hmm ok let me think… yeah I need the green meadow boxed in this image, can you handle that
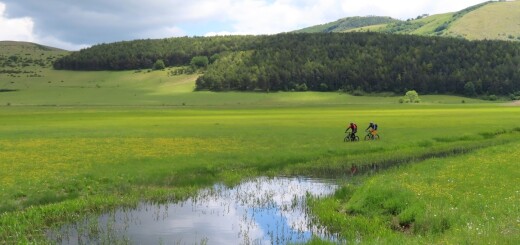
[309,138,520,244]
[1,65,519,243]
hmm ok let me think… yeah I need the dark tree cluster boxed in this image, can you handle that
[53,36,262,70]
[196,33,520,96]
[54,32,520,96]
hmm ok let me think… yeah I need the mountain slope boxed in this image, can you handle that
[447,0,520,41]
[347,13,454,35]
[298,1,520,41]
[294,16,399,33]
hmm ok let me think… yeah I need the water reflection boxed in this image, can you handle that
[48,177,339,244]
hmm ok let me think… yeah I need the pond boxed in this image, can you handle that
[47,177,340,244]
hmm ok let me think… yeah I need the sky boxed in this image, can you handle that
[0,0,489,50]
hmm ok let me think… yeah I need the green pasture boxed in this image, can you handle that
[1,68,490,106]
[310,137,520,244]
[1,100,519,243]
[1,64,519,243]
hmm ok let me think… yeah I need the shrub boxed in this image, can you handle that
[486,94,498,101]
[319,83,328,91]
[434,23,448,32]
[190,56,209,69]
[351,87,365,96]
[295,83,308,91]
[153,60,165,70]
[509,91,520,100]
[403,90,420,103]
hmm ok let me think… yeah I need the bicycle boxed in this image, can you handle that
[344,132,359,142]
[364,130,380,141]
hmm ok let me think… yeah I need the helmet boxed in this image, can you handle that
[370,122,374,125]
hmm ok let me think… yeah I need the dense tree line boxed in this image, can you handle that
[53,36,262,70]
[55,33,520,95]
[197,33,520,95]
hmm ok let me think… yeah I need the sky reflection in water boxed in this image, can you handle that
[51,177,339,244]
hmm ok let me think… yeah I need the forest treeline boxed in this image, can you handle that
[53,36,261,70]
[54,33,520,95]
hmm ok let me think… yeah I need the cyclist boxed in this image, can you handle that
[365,122,378,139]
[345,122,358,140]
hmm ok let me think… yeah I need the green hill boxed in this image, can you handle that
[294,16,399,33]
[299,1,520,41]
[0,41,69,80]
[447,0,520,41]
[50,32,520,96]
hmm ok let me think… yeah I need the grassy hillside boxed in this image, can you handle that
[348,13,454,35]
[448,0,520,41]
[302,1,520,42]
[294,16,399,33]
[0,41,68,78]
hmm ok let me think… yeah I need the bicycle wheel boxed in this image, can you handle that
[364,134,371,141]
[374,134,380,140]
[354,136,360,141]
[344,134,351,142]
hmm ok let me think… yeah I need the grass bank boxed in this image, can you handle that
[309,139,520,244]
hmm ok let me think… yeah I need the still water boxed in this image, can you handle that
[48,177,339,244]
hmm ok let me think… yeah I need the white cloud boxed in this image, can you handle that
[202,0,488,36]
[202,0,341,36]
[0,2,35,41]
[205,31,246,37]
[0,2,88,50]
[339,0,489,20]
[141,26,186,39]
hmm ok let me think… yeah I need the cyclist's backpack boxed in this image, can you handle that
[374,124,378,130]
[353,123,357,130]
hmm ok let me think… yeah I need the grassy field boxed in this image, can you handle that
[310,138,520,244]
[1,67,490,107]
[1,101,519,243]
[1,42,519,243]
